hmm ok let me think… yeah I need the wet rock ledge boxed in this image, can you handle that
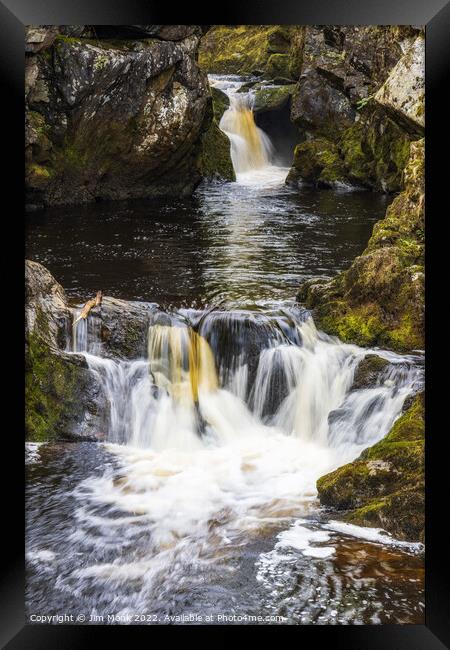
[25,259,156,441]
[317,392,424,543]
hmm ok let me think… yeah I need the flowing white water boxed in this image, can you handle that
[67,304,423,605]
[210,75,288,184]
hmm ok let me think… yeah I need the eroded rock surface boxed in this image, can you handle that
[25,26,211,208]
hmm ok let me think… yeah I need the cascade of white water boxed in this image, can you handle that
[219,93,274,175]
[62,306,423,608]
[70,307,423,464]
[209,74,290,186]
[72,308,102,355]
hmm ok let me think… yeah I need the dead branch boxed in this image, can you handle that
[73,291,102,325]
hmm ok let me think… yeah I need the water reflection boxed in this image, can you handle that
[26,181,390,308]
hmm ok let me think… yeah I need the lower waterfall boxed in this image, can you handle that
[73,307,422,457]
[63,305,424,619]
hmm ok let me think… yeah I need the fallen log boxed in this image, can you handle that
[73,291,102,325]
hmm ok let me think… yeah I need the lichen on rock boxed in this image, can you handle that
[374,34,425,134]
[25,26,211,208]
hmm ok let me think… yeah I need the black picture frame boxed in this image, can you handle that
[2,0,449,646]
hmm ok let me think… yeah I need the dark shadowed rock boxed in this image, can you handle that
[351,354,390,390]
[25,28,211,207]
[98,297,157,359]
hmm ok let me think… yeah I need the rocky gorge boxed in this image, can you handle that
[25,25,426,623]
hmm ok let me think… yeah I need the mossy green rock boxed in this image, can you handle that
[340,106,413,192]
[266,54,292,79]
[317,392,424,542]
[351,354,390,390]
[286,138,347,188]
[210,86,230,121]
[26,331,99,442]
[25,260,102,441]
[298,139,424,352]
[198,25,304,79]
[252,84,296,113]
[199,94,235,182]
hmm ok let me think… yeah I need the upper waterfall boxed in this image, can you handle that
[219,93,274,174]
[209,75,288,183]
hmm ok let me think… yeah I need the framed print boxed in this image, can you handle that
[1,0,449,646]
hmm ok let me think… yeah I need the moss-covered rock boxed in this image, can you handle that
[25,260,102,441]
[266,53,291,79]
[351,354,390,390]
[210,86,230,121]
[198,25,304,79]
[199,92,235,182]
[298,138,424,353]
[317,392,424,542]
[25,29,211,207]
[199,121,235,182]
[252,84,296,113]
[26,330,100,442]
[287,26,421,193]
[340,106,413,192]
[286,138,348,188]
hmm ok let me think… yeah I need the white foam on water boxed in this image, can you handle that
[323,521,425,553]
[275,520,335,558]
[27,549,56,563]
[26,442,45,465]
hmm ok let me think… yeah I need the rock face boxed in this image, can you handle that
[350,354,390,391]
[317,392,424,542]
[97,296,157,359]
[25,260,103,441]
[287,27,424,192]
[198,88,235,182]
[25,26,211,208]
[25,260,158,441]
[198,26,305,80]
[298,138,424,352]
[374,35,425,133]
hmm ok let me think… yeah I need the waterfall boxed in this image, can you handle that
[220,93,274,174]
[69,306,423,465]
[209,74,290,185]
[59,306,424,612]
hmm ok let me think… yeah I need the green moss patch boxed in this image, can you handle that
[317,393,424,541]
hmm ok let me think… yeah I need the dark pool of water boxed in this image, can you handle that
[26,178,391,308]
